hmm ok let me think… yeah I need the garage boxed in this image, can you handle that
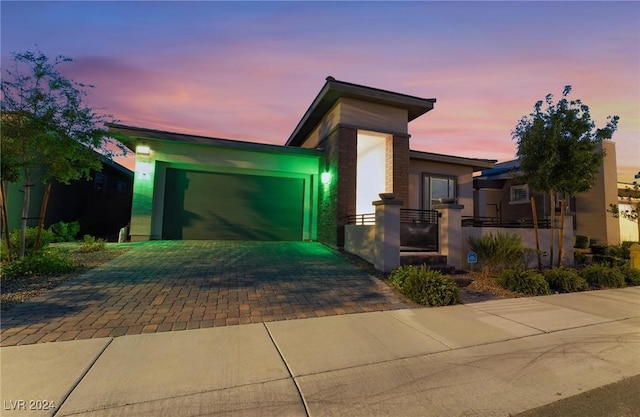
[162,169,304,240]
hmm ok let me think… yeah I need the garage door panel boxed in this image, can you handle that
[163,169,304,240]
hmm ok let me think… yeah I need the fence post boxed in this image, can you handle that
[434,203,464,270]
[373,193,402,273]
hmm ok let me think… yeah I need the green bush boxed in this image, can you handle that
[467,232,525,274]
[388,265,460,307]
[574,235,590,249]
[543,267,588,293]
[49,221,81,242]
[75,235,107,253]
[2,227,54,259]
[580,264,625,289]
[592,254,626,268]
[1,250,75,279]
[617,265,640,286]
[590,244,607,255]
[388,265,414,288]
[499,268,550,296]
[574,251,588,266]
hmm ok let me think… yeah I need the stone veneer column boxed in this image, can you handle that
[374,193,402,272]
[386,134,410,208]
[317,126,357,247]
[434,203,464,270]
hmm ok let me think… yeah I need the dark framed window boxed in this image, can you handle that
[422,175,457,209]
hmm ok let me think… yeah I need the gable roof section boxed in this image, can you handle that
[107,123,322,157]
[286,76,436,147]
[410,149,496,171]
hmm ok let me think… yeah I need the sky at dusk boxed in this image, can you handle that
[2,1,639,181]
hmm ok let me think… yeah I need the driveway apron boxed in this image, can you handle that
[0,241,412,346]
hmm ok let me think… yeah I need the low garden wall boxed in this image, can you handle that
[462,216,574,268]
[344,225,377,266]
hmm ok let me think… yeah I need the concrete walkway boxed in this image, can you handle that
[1,241,412,347]
[2,287,638,416]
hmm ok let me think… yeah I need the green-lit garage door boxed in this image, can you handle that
[163,169,304,240]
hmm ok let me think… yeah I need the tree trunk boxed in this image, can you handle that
[20,174,32,259]
[531,197,542,270]
[549,191,555,268]
[557,199,566,267]
[34,182,52,252]
[0,181,11,262]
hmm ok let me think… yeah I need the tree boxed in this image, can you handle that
[512,86,619,267]
[1,49,126,258]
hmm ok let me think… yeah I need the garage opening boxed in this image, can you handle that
[163,169,304,240]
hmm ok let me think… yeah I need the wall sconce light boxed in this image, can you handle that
[321,171,331,185]
[136,145,151,155]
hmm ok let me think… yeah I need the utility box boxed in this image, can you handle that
[630,243,640,270]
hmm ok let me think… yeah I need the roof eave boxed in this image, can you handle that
[286,77,436,147]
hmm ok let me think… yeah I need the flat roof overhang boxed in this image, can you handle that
[410,150,496,172]
[286,77,436,147]
[107,123,323,158]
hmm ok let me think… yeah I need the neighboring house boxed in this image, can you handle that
[617,180,640,242]
[473,140,622,245]
[110,77,495,247]
[4,157,133,240]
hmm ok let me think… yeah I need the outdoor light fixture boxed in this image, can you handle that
[321,171,331,185]
[136,145,151,155]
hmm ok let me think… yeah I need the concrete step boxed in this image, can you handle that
[399,252,455,275]
[400,252,447,266]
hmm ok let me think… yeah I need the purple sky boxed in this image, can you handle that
[2,1,638,181]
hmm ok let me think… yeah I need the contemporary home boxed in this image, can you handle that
[110,77,495,250]
[473,140,621,245]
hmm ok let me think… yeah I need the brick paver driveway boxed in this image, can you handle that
[1,241,412,346]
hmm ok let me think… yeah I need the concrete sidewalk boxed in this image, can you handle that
[2,287,639,417]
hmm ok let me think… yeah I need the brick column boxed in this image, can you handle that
[386,135,410,207]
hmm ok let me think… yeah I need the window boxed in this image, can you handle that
[94,173,108,190]
[510,185,529,203]
[423,175,457,209]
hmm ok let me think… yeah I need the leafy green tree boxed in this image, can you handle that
[1,49,126,258]
[512,86,618,267]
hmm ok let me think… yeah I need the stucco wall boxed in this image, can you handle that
[462,219,574,268]
[344,225,377,265]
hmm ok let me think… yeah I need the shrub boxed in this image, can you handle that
[592,254,626,268]
[75,235,107,253]
[617,265,640,287]
[580,264,625,289]
[590,244,608,255]
[574,235,590,249]
[1,250,75,279]
[574,251,588,266]
[388,265,414,289]
[543,267,588,293]
[499,268,550,296]
[49,221,81,242]
[388,265,460,307]
[467,232,525,274]
[3,227,54,259]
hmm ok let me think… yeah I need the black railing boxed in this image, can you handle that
[400,209,440,224]
[345,213,375,225]
[462,216,551,229]
[400,209,439,252]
